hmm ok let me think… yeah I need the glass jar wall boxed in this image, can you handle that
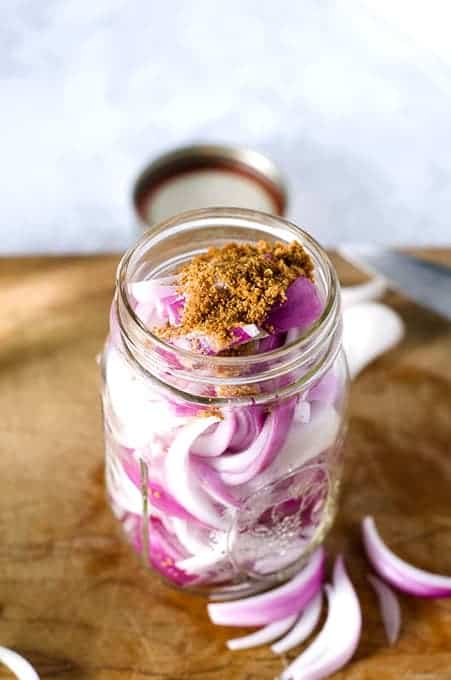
[101,208,348,597]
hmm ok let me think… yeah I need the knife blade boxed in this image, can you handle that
[339,246,451,321]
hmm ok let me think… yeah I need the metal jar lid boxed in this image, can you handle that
[132,144,288,227]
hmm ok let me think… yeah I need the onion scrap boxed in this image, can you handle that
[0,646,40,680]
[280,557,361,680]
[367,573,401,645]
[208,548,325,627]
[362,516,451,597]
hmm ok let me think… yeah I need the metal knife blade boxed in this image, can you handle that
[339,245,451,321]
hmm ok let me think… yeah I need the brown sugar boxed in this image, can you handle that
[155,240,313,351]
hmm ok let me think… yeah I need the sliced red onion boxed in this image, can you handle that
[172,518,227,574]
[228,406,265,453]
[271,591,323,654]
[368,573,401,645]
[230,324,263,344]
[207,547,325,627]
[210,400,295,486]
[362,516,451,597]
[248,405,340,491]
[193,460,240,508]
[190,413,237,456]
[121,454,199,522]
[129,515,196,586]
[265,277,323,334]
[257,333,286,353]
[280,556,361,680]
[294,398,311,424]
[108,300,122,350]
[130,277,178,303]
[226,613,298,651]
[165,417,227,530]
[307,369,338,405]
[0,646,40,680]
[164,294,185,325]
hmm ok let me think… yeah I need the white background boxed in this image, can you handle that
[2,0,450,254]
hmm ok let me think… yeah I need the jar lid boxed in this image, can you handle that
[132,144,288,226]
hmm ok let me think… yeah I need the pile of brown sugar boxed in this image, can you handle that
[156,240,314,351]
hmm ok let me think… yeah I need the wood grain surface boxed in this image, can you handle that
[1,251,451,680]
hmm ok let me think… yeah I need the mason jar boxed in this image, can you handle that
[101,208,348,598]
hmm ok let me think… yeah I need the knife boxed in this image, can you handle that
[339,245,451,321]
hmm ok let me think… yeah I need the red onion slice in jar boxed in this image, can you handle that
[171,518,228,574]
[129,277,178,303]
[165,417,227,530]
[271,591,323,654]
[128,514,197,586]
[279,557,361,680]
[193,460,240,508]
[228,465,330,579]
[362,516,451,597]
[226,613,298,651]
[207,547,325,627]
[264,277,323,334]
[252,405,341,492]
[210,399,295,486]
[0,646,40,680]
[121,454,201,522]
[190,413,237,456]
[367,573,401,645]
[228,406,265,453]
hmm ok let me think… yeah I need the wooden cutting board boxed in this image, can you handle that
[1,251,451,680]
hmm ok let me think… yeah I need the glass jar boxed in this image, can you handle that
[101,208,348,598]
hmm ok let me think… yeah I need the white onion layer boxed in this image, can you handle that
[368,573,401,645]
[280,557,361,680]
[0,647,40,680]
[165,418,226,530]
[363,516,451,597]
[226,614,298,651]
[208,548,325,627]
[271,591,323,655]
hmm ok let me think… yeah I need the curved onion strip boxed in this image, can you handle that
[307,370,338,405]
[193,460,240,508]
[368,573,401,645]
[130,278,178,303]
[271,591,323,654]
[0,647,40,680]
[165,417,226,530]
[265,277,323,333]
[280,557,361,680]
[210,400,295,486]
[191,413,237,456]
[172,518,227,573]
[228,406,265,453]
[226,613,298,651]
[362,516,451,597]
[208,548,325,627]
[106,453,143,516]
[121,455,198,522]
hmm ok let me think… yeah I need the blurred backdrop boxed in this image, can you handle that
[2,0,450,254]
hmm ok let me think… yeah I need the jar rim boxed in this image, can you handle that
[115,208,342,401]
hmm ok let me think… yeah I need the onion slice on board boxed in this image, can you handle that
[368,573,401,645]
[280,556,361,680]
[226,614,298,651]
[362,516,451,597]
[0,646,40,680]
[271,591,323,655]
[207,548,325,627]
